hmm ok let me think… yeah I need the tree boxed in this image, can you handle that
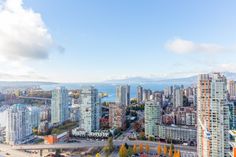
[108,137,114,151]
[157,144,162,155]
[173,150,177,157]
[139,143,143,154]
[103,146,110,157]
[148,136,155,141]
[133,144,137,154]
[127,147,133,156]
[132,122,141,132]
[177,150,181,157]
[163,145,168,156]
[169,146,173,157]
[103,137,114,157]
[170,143,174,152]
[96,153,101,157]
[119,144,128,157]
[145,144,150,154]
[139,132,145,140]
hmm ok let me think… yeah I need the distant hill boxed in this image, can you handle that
[104,72,236,85]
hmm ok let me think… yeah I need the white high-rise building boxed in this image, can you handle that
[28,106,40,128]
[6,104,32,145]
[197,73,230,157]
[51,87,69,124]
[0,106,8,128]
[145,100,161,137]
[173,87,183,108]
[79,86,101,132]
[116,85,130,106]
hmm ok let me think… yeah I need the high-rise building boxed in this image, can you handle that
[6,104,32,145]
[0,106,8,128]
[192,87,197,108]
[173,87,183,108]
[164,86,173,98]
[143,89,152,101]
[51,87,69,124]
[116,85,130,106]
[228,101,236,130]
[228,80,236,100]
[137,85,143,104]
[145,100,161,137]
[197,73,230,157]
[228,130,236,157]
[109,102,126,129]
[79,86,101,132]
[28,106,40,128]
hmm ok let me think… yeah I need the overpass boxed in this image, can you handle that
[0,144,32,157]
[13,140,197,152]
[18,96,51,101]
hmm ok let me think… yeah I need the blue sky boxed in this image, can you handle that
[0,0,236,82]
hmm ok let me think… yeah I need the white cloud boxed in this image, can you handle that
[0,0,55,60]
[0,0,60,81]
[165,38,226,54]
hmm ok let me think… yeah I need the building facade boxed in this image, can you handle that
[173,87,183,108]
[116,85,130,106]
[228,102,236,130]
[228,80,236,100]
[79,86,101,132]
[137,85,143,104]
[145,100,161,137]
[197,73,230,157]
[109,103,126,129]
[158,124,196,142]
[6,104,32,145]
[143,89,152,101]
[28,106,40,128]
[51,87,69,124]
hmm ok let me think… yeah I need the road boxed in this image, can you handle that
[13,140,196,152]
[0,144,31,157]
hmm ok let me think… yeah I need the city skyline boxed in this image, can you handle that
[1,0,236,82]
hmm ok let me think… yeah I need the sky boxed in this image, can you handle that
[0,0,236,82]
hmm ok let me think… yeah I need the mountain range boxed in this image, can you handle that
[0,72,236,87]
[104,72,236,84]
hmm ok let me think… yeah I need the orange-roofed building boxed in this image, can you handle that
[44,135,57,144]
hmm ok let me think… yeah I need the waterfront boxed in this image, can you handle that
[41,83,170,102]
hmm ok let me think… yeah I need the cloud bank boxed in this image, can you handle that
[0,0,54,60]
[165,38,227,54]
[0,0,61,81]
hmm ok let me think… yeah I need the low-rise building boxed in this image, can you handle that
[158,124,196,142]
[174,107,196,126]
